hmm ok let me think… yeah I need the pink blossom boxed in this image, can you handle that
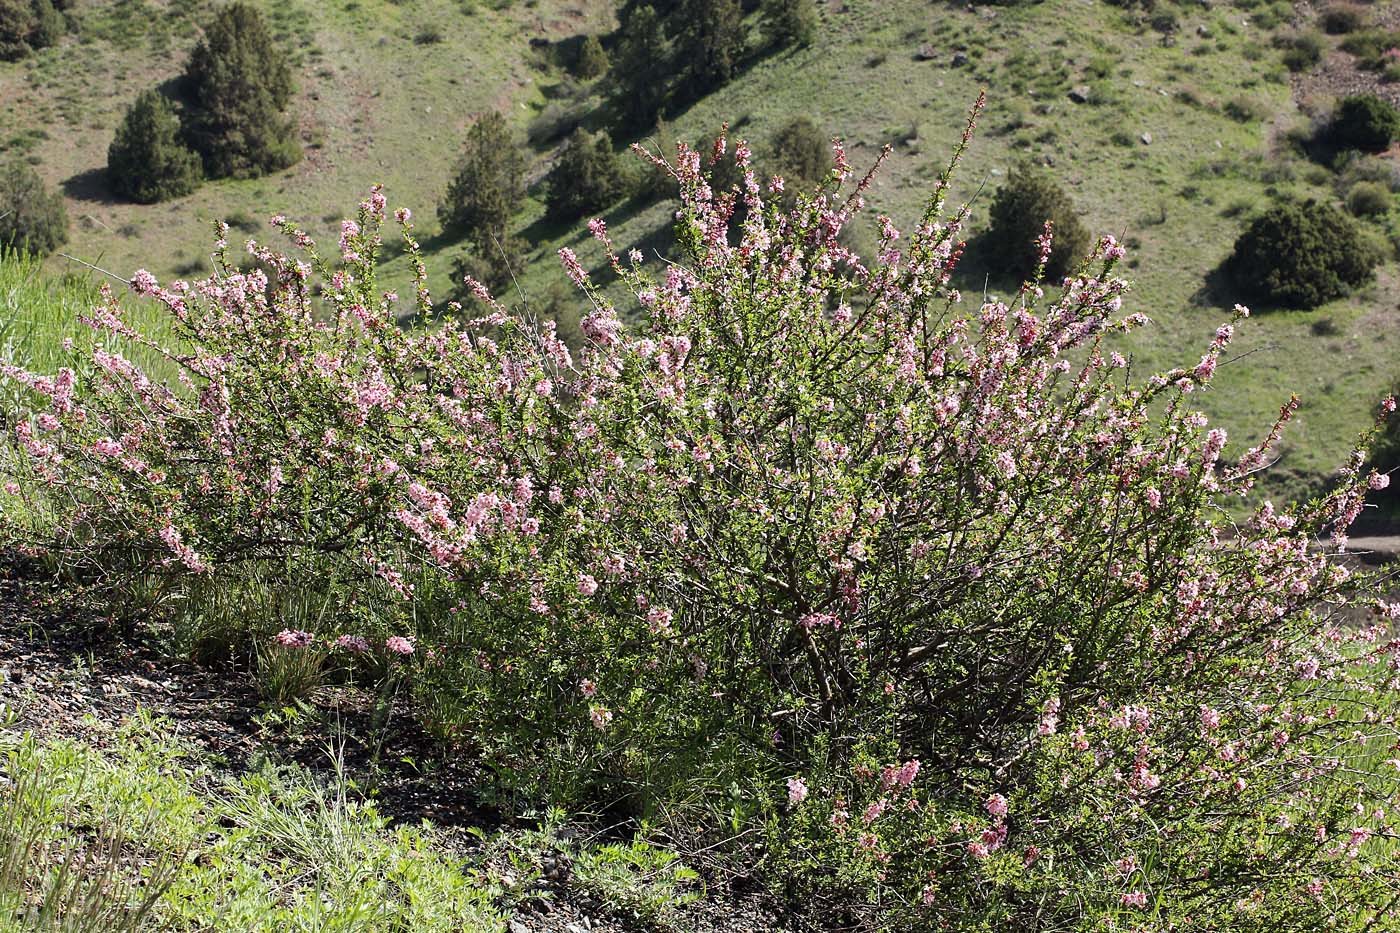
[334,634,369,653]
[559,248,588,288]
[787,776,809,806]
[862,798,888,825]
[275,629,313,648]
[1202,427,1227,465]
[577,573,599,597]
[1120,891,1147,909]
[589,705,613,730]
[130,269,159,295]
[646,606,674,634]
[385,635,415,656]
[985,793,1008,820]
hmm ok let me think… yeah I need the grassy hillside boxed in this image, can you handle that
[5,0,1400,498]
[1,0,614,286]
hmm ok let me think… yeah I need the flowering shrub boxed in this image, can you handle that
[4,99,1400,927]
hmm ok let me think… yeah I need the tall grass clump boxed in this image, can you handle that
[0,250,179,420]
[3,100,1400,928]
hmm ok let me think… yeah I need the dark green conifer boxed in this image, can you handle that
[545,129,625,222]
[108,90,204,204]
[439,111,525,250]
[182,2,300,179]
[0,159,68,256]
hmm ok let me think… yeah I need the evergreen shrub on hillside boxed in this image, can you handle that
[1331,94,1400,153]
[449,233,528,301]
[181,2,300,179]
[604,0,746,130]
[1345,179,1392,216]
[28,0,59,47]
[984,164,1092,281]
[0,160,67,256]
[1226,199,1379,308]
[770,116,829,191]
[759,0,817,49]
[1339,28,1400,71]
[5,106,1400,930]
[545,128,625,221]
[574,34,608,79]
[0,0,36,61]
[670,0,745,98]
[0,0,61,60]
[438,111,525,249]
[1321,3,1367,34]
[1275,30,1324,72]
[107,90,204,204]
[607,3,671,130]
[0,0,65,60]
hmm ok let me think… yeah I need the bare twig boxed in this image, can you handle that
[56,254,128,285]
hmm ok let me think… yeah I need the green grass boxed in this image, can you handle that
[0,249,182,418]
[0,712,709,931]
[6,0,1397,497]
[0,715,506,931]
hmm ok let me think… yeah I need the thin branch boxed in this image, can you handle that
[57,253,129,285]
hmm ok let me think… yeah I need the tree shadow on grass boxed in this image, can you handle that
[1191,263,1244,311]
[1190,259,1290,316]
[61,167,121,207]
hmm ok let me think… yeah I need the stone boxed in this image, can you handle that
[915,43,937,61]
[1068,85,1091,103]
[951,50,969,67]
[1140,131,1153,145]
